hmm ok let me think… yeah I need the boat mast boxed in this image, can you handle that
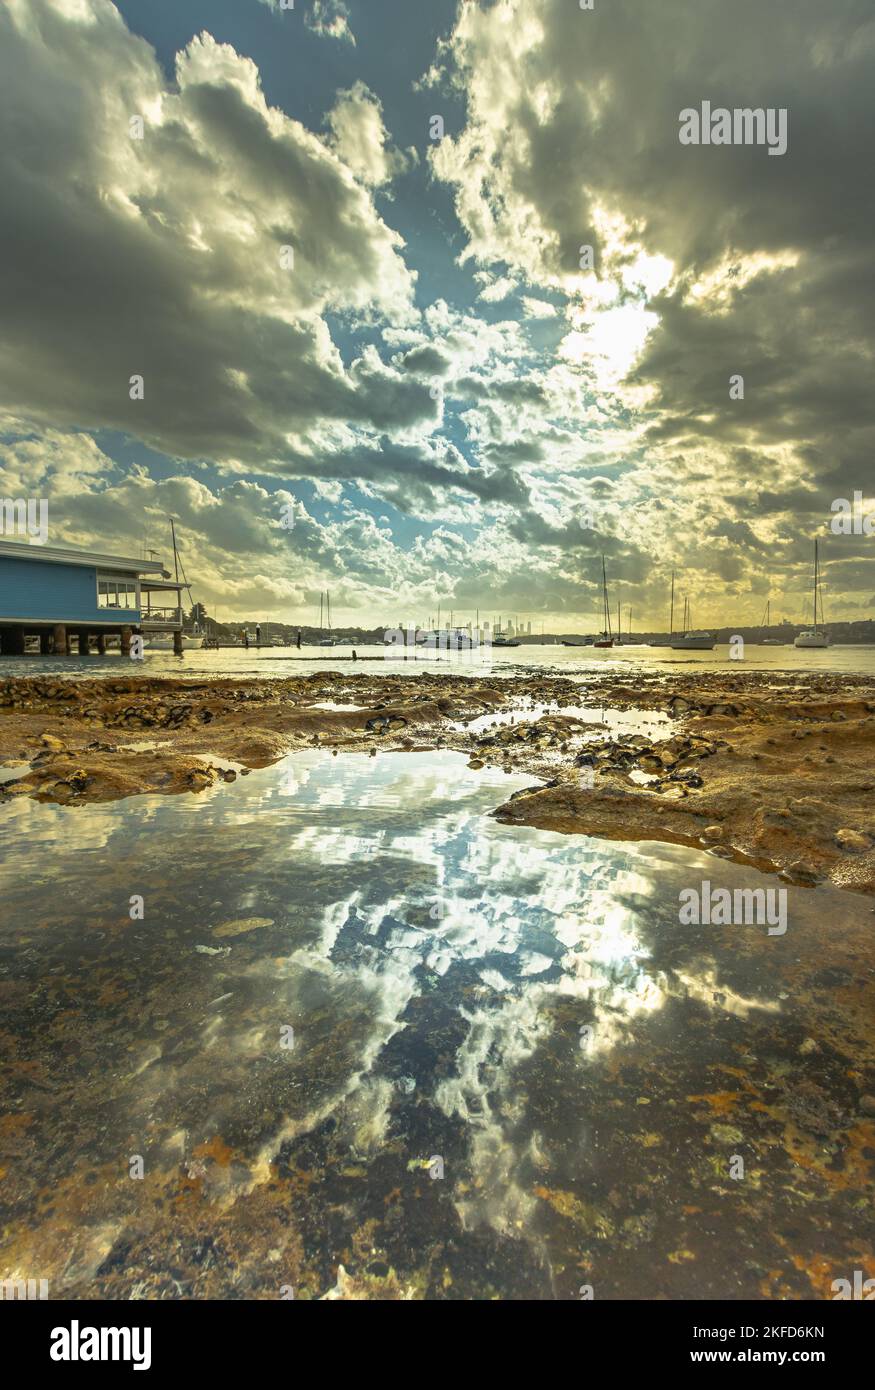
[806,536,817,636]
[602,556,612,639]
[170,517,180,586]
[319,593,323,631]
[669,570,674,636]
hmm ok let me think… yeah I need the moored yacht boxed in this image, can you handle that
[669,595,715,649]
[593,555,614,647]
[670,632,716,650]
[794,540,830,648]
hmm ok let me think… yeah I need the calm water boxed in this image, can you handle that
[2,641,875,680]
[1,750,872,1299]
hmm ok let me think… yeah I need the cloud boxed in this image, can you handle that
[0,0,420,472]
[255,0,354,40]
[305,0,355,47]
[424,0,875,619]
[326,81,413,187]
[4,0,873,628]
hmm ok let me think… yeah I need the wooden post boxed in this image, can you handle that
[120,626,132,657]
[173,629,184,656]
[76,629,91,656]
[53,625,69,655]
[3,627,26,655]
[96,633,107,655]
[39,631,52,654]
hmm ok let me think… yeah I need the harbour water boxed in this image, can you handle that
[1,750,871,1299]
[2,641,875,681]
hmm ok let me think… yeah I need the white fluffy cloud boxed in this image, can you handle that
[306,0,355,46]
[327,82,413,188]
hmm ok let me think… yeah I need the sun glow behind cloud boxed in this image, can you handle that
[559,303,659,388]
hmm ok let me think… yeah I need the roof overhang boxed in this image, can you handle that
[0,539,168,576]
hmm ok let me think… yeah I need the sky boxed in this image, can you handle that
[0,0,873,631]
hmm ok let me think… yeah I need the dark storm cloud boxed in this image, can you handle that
[302,439,531,513]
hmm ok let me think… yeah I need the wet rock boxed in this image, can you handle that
[638,756,663,773]
[782,859,820,885]
[670,770,704,788]
[835,828,871,853]
[212,917,274,938]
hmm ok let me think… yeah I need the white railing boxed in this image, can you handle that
[141,606,183,624]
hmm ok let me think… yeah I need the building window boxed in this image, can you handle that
[97,576,138,610]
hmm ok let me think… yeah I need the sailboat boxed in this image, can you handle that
[670,596,716,650]
[144,520,204,650]
[492,614,520,647]
[760,598,785,645]
[593,556,614,648]
[650,569,675,646]
[317,591,335,645]
[794,540,830,648]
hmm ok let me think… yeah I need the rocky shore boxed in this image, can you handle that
[2,667,874,893]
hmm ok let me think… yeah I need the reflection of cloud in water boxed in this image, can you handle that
[274,766,672,1236]
[0,749,833,1262]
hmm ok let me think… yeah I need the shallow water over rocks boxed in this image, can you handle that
[0,749,872,1299]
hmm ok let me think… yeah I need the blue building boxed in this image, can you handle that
[0,539,185,655]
